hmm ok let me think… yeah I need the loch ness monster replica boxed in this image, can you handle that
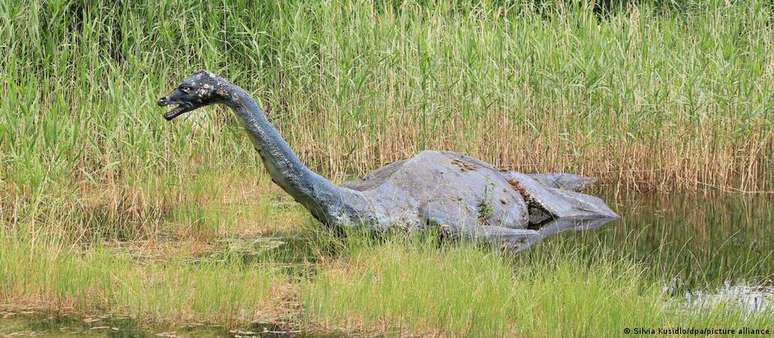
[159,70,619,250]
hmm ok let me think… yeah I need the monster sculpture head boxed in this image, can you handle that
[157,70,232,120]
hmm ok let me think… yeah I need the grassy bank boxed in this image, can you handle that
[304,238,772,336]
[1,231,771,336]
[0,232,292,326]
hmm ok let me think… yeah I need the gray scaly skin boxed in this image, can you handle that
[159,70,619,250]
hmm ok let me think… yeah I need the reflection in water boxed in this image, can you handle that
[536,191,773,313]
[617,192,769,285]
[0,310,146,337]
[0,308,302,337]
[552,191,772,286]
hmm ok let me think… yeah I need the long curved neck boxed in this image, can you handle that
[224,86,362,225]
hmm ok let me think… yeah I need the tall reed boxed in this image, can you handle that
[1,0,772,241]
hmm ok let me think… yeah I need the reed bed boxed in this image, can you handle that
[2,0,773,240]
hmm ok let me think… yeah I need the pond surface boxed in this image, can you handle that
[532,190,774,315]
[0,308,307,337]
[556,191,773,287]
[0,192,771,336]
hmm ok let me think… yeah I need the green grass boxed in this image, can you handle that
[1,0,773,335]
[303,236,772,337]
[0,232,292,326]
[4,229,769,336]
[2,0,773,198]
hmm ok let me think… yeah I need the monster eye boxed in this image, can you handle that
[179,85,192,92]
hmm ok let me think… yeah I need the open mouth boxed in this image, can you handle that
[158,98,195,121]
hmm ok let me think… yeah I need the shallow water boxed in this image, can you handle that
[595,191,772,286]
[0,308,305,337]
[538,191,774,313]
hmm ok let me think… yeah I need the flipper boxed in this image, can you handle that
[468,226,541,251]
[503,172,619,239]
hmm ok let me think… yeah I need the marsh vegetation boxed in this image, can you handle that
[1,0,772,336]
